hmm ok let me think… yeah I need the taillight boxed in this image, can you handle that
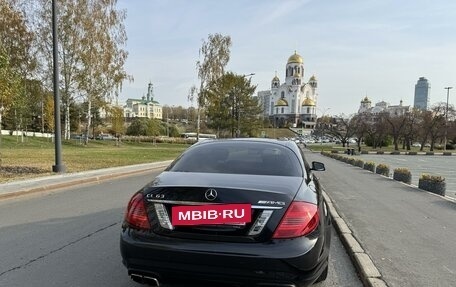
[273,201,319,239]
[124,193,151,230]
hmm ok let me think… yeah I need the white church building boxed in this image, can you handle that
[258,51,318,129]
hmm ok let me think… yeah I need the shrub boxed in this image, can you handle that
[393,168,412,184]
[443,152,452,156]
[407,151,417,155]
[420,174,444,182]
[426,151,434,155]
[376,151,384,155]
[354,159,364,168]
[361,150,368,154]
[348,158,356,165]
[331,150,339,153]
[364,161,375,172]
[390,151,400,155]
[418,174,446,196]
[376,164,390,176]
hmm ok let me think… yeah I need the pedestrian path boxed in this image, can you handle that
[305,151,456,287]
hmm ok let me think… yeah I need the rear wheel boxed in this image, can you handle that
[315,264,328,283]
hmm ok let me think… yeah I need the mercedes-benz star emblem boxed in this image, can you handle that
[205,189,217,201]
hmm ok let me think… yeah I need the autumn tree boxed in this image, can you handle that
[0,0,36,136]
[190,33,231,140]
[32,0,130,141]
[110,106,125,138]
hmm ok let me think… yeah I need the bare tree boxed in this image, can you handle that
[325,114,357,147]
[383,111,408,151]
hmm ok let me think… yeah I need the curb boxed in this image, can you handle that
[0,161,173,200]
[323,190,389,287]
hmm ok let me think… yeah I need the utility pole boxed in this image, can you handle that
[444,87,452,151]
[52,0,65,173]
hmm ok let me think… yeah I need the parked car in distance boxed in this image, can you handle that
[96,133,115,140]
[412,142,421,148]
[120,138,331,287]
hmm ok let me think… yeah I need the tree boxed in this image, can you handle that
[32,0,131,141]
[191,33,231,140]
[324,115,357,147]
[383,111,408,151]
[0,1,36,136]
[0,47,21,120]
[0,0,36,76]
[126,118,164,137]
[352,113,370,152]
[43,91,54,133]
[205,72,260,137]
[402,109,421,150]
[362,113,390,149]
[110,106,125,140]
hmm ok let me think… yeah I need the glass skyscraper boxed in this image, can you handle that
[414,77,430,110]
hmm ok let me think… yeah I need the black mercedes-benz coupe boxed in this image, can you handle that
[120,139,331,287]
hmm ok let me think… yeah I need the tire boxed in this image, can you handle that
[315,264,328,283]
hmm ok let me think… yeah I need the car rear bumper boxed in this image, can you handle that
[120,229,330,286]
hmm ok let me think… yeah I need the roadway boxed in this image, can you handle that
[305,151,456,287]
[0,170,362,287]
[358,154,456,199]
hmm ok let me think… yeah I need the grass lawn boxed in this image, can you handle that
[0,135,190,183]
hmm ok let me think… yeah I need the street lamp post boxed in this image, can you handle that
[444,87,452,151]
[52,0,65,173]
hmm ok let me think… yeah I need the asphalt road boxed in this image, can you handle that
[0,170,362,287]
[305,151,456,287]
[358,154,456,199]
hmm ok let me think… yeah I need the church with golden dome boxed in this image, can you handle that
[258,51,318,129]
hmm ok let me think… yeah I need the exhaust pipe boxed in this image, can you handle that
[130,273,160,286]
[257,284,296,287]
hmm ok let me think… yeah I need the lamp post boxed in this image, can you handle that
[52,0,65,173]
[444,87,452,151]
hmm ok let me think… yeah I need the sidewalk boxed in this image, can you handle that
[0,161,172,200]
[305,151,456,287]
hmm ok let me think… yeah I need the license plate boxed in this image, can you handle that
[171,204,251,226]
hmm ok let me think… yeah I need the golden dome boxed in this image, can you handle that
[302,97,315,106]
[361,96,371,103]
[275,98,289,106]
[272,75,280,81]
[309,75,317,81]
[287,51,303,64]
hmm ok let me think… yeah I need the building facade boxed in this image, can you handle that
[414,77,430,110]
[123,82,163,120]
[358,96,411,117]
[257,51,318,129]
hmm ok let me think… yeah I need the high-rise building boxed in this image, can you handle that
[414,77,430,110]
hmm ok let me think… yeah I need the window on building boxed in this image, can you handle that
[281,107,284,114]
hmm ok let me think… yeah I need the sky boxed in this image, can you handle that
[116,0,456,116]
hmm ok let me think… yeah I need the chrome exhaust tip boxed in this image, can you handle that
[130,273,160,286]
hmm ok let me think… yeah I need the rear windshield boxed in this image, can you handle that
[168,141,303,177]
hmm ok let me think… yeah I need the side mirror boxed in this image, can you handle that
[310,161,325,171]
